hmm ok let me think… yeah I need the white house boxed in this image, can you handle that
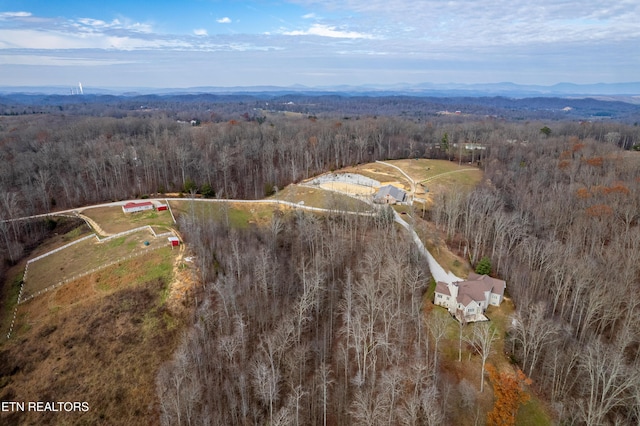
[122,201,154,213]
[434,273,506,322]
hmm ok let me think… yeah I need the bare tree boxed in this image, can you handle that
[465,322,498,392]
[350,387,389,426]
[318,362,333,426]
[428,309,450,373]
[252,360,281,424]
[578,339,640,425]
[509,301,559,377]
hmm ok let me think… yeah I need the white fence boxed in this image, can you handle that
[7,244,167,339]
[18,244,165,305]
[96,225,150,242]
[26,233,97,265]
[7,225,176,340]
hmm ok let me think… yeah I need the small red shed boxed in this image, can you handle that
[157,204,168,211]
[168,236,180,247]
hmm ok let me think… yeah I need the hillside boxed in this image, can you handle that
[0,203,198,424]
[0,108,638,424]
[0,159,539,425]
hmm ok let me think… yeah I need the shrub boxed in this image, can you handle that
[475,256,492,275]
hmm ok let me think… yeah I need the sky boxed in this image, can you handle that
[0,0,638,89]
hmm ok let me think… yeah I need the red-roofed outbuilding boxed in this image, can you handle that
[122,201,154,213]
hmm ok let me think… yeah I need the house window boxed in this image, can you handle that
[437,294,443,299]
[468,308,474,313]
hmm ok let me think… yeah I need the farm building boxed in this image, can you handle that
[156,204,168,211]
[168,236,180,247]
[122,201,154,213]
[434,273,506,323]
[374,185,407,204]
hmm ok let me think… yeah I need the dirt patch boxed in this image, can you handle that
[165,245,200,316]
[52,274,95,307]
[378,180,411,192]
[318,182,375,195]
[340,164,402,183]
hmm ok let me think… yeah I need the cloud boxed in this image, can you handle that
[288,0,640,46]
[72,17,153,34]
[0,53,136,67]
[0,11,32,19]
[1,2,636,87]
[283,23,374,39]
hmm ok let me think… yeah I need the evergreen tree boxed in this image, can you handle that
[475,256,492,275]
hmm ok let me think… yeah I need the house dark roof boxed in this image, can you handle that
[455,274,506,305]
[467,273,506,293]
[375,185,407,202]
[458,293,476,307]
[456,280,492,304]
[435,281,451,296]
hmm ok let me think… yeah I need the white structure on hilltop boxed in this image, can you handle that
[122,201,154,213]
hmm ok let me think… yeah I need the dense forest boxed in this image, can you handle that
[158,209,436,425]
[1,96,639,424]
[2,92,640,122]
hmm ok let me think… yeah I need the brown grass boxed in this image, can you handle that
[341,163,410,188]
[169,200,279,228]
[0,248,186,426]
[23,229,169,300]
[343,159,482,206]
[414,217,471,278]
[318,181,375,195]
[273,185,372,212]
[82,205,174,235]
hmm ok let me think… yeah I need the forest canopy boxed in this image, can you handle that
[0,94,639,424]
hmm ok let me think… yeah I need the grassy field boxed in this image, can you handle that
[388,159,482,205]
[273,185,373,212]
[341,159,482,207]
[169,199,278,228]
[23,229,168,299]
[82,205,174,235]
[1,247,184,425]
[388,158,477,182]
[340,163,411,190]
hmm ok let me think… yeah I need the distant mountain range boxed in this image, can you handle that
[1,82,640,102]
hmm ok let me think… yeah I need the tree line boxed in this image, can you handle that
[431,134,640,424]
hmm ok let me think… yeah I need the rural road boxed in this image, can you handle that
[2,173,462,285]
